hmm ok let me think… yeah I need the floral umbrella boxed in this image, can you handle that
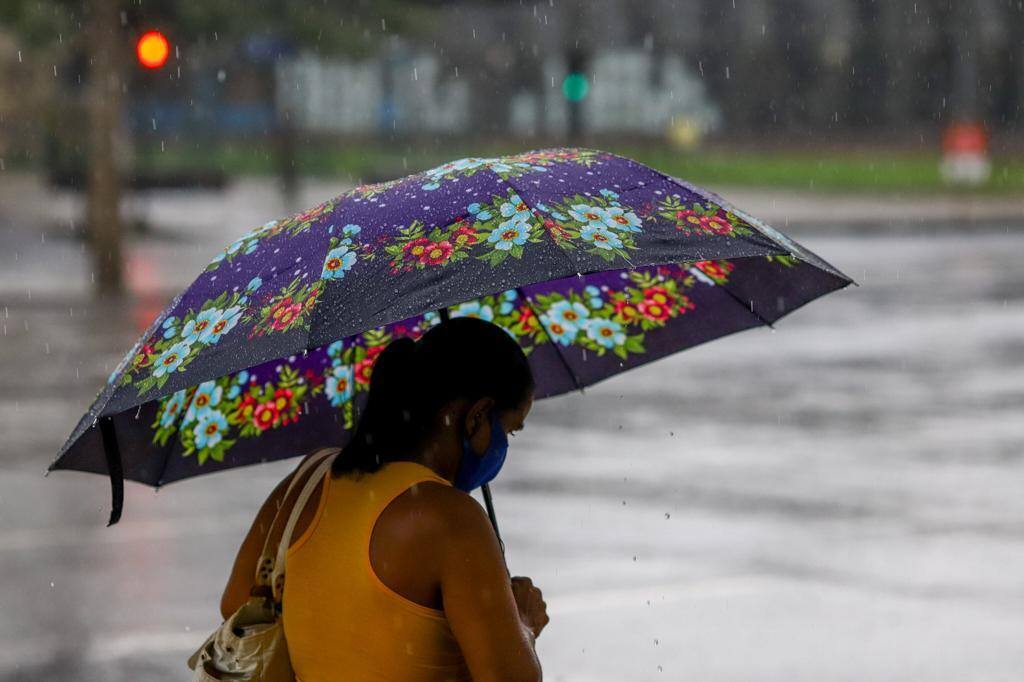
[51,148,854,525]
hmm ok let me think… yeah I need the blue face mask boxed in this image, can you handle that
[454,411,508,493]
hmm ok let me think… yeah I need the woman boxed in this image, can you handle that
[220,317,548,681]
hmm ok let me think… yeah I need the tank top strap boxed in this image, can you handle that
[363,461,452,522]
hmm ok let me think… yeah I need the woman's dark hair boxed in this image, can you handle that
[332,316,534,476]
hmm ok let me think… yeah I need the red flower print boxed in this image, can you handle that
[253,401,279,431]
[642,286,673,306]
[355,358,374,385]
[235,395,257,422]
[303,286,321,312]
[517,305,537,332]
[271,302,303,331]
[453,225,478,247]
[403,237,431,261]
[303,368,325,388]
[420,240,454,266]
[677,294,696,314]
[638,299,671,322]
[366,344,385,360]
[543,219,570,242]
[694,260,733,281]
[674,209,704,230]
[613,299,640,323]
[701,214,734,235]
[273,387,294,412]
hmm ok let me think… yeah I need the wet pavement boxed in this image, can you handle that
[1,177,1023,680]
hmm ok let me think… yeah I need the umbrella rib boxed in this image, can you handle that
[489,169,582,279]
[702,266,776,329]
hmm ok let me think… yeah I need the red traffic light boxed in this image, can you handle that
[137,31,170,69]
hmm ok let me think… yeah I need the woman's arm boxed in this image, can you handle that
[429,486,545,682]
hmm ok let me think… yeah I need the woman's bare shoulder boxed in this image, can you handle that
[384,481,493,543]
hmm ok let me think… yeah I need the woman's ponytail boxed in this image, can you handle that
[333,337,424,475]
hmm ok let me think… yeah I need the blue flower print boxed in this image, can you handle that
[185,380,223,423]
[580,224,623,250]
[584,318,626,349]
[342,224,361,236]
[327,340,344,358]
[421,182,441,191]
[205,306,242,344]
[325,364,354,407]
[488,220,531,251]
[548,300,590,330]
[421,310,441,328]
[159,390,188,428]
[236,370,249,384]
[152,341,192,378]
[584,285,604,309]
[468,202,493,221]
[182,309,222,345]
[322,245,358,280]
[601,206,642,233]
[539,314,578,346]
[194,411,229,450]
[227,384,241,400]
[246,277,263,292]
[451,301,494,322]
[162,316,178,329]
[499,193,532,224]
[569,204,609,226]
[599,189,620,201]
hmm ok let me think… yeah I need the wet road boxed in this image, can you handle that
[1,182,1023,680]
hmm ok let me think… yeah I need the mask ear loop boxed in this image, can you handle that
[439,306,506,559]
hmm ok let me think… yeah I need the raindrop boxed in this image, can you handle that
[664,513,671,519]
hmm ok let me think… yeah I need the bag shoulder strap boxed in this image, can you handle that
[253,447,338,586]
[271,451,338,601]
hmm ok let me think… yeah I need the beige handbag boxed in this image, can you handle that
[187,448,339,681]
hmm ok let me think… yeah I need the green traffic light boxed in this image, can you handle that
[562,72,589,102]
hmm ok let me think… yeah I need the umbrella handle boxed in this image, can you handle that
[438,306,505,558]
[481,482,505,557]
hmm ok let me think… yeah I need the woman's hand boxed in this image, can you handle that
[510,576,549,639]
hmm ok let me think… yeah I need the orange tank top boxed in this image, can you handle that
[282,461,470,682]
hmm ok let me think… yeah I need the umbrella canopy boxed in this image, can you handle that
[52,148,853,517]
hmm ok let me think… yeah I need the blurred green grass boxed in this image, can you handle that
[133,140,1024,194]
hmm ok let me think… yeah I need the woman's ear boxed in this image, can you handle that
[463,397,495,454]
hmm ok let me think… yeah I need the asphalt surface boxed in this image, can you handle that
[1,177,1022,680]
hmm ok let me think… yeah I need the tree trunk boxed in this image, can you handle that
[86,0,124,295]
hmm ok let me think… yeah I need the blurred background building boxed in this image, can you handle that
[3,0,1023,163]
